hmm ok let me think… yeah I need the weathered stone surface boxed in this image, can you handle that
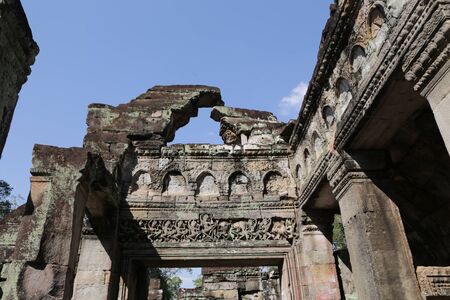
[0,0,38,157]
[84,85,223,165]
[211,106,289,145]
[0,205,25,262]
[2,0,450,299]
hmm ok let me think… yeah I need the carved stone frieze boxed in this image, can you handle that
[405,18,450,92]
[119,214,298,244]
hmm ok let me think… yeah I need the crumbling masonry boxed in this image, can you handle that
[0,0,38,157]
[1,0,450,299]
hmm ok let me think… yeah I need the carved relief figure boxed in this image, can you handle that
[369,5,386,37]
[229,172,250,196]
[336,78,352,117]
[295,164,303,180]
[163,171,187,195]
[196,173,220,197]
[257,218,273,240]
[263,172,287,196]
[350,45,366,73]
[119,214,297,244]
[187,220,201,241]
[322,105,335,129]
[200,213,218,241]
[312,132,322,160]
[130,171,151,196]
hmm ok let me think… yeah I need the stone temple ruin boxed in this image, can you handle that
[1,0,450,299]
[176,267,281,300]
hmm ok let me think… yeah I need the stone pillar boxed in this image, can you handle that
[297,210,341,300]
[147,278,163,300]
[422,61,450,156]
[281,249,299,300]
[72,235,114,299]
[280,258,293,300]
[329,152,421,300]
[117,259,149,300]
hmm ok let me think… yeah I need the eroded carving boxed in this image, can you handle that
[350,45,366,73]
[322,106,335,128]
[119,214,297,244]
[263,172,287,196]
[196,172,220,197]
[162,171,187,195]
[130,171,152,196]
[312,132,322,159]
[229,172,250,196]
[369,4,386,38]
[336,78,353,116]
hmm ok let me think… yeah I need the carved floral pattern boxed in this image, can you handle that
[119,214,297,244]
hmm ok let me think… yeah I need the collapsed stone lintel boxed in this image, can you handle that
[210,106,294,145]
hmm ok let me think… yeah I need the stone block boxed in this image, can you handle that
[417,266,450,298]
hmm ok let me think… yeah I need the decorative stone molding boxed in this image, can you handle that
[327,151,385,200]
[289,0,360,147]
[417,266,450,298]
[297,151,332,206]
[122,199,296,210]
[402,1,450,92]
[159,144,292,158]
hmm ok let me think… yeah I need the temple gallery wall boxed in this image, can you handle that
[1,0,450,299]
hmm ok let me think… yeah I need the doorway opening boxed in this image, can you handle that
[128,261,282,300]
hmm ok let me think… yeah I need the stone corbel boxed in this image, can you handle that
[327,150,388,201]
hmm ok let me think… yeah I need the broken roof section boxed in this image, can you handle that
[84,85,223,160]
[84,85,293,162]
[211,106,293,146]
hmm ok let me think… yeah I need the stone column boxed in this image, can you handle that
[72,234,114,299]
[281,248,301,300]
[280,257,294,300]
[297,210,341,300]
[117,259,150,300]
[422,61,450,156]
[329,152,421,300]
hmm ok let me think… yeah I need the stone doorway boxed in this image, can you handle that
[132,264,281,300]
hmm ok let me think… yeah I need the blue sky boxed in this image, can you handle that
[0,0,330,286]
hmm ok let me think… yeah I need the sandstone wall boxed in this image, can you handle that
[0,0,38,156]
